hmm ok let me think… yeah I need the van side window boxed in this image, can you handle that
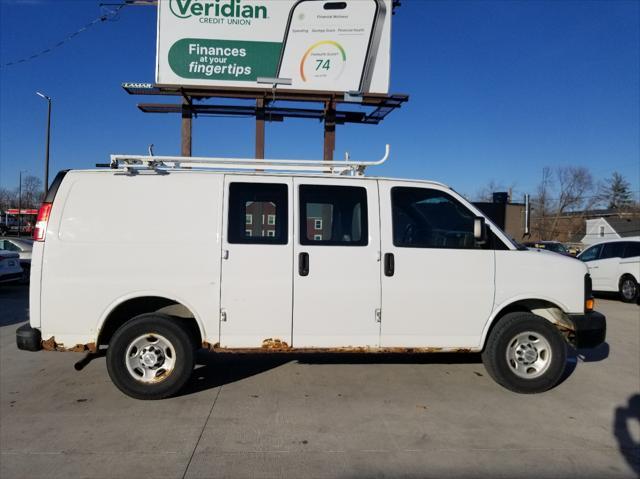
[228,183,288,245]
[392,187,478,249]
[580,244,602,262]
[299,185,368,246]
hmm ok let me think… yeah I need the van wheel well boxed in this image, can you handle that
[484,299,570,350]
[98,297,201,348]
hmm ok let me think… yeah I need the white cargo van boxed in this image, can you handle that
[16,150,606,399]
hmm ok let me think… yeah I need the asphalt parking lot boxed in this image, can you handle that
[1,283,638,479]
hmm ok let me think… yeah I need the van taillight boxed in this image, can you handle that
[33,203,52,241]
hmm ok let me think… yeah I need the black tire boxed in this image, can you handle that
[619,275,639,303]
[481,312,567,394]
[106,313,195,400]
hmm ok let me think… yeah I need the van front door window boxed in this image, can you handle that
[391,187,477,249]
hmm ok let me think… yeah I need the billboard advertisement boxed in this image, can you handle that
[156,0,391,93]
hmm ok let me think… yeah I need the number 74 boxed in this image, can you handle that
[315,59,331,71]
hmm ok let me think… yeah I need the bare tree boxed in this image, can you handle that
[19,175,44,209]
[531,167,552,239]
[0,187,17,211]
[531,166,596,241]
[549,167,595,240]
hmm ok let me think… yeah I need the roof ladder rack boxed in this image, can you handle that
[110,144,390,176]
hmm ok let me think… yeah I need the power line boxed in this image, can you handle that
[1,4,126,69]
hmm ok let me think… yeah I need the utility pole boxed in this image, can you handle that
[36,91,52,195]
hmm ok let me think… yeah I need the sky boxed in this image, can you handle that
[0,0,638,202]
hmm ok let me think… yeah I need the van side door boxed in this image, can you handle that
[219,176,293,348]
[292,178,381,348]
[379,182,495,349]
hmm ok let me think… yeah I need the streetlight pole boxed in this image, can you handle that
[18,171,23,238]
[36,91,51,196]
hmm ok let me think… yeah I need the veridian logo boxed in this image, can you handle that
[170,0,268,20]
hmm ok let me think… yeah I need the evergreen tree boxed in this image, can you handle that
[599,172,633,209]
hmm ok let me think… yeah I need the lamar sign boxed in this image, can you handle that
[156,0,392,93]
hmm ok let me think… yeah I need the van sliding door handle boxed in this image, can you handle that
[299,252,309,276]
[384,253,394,277]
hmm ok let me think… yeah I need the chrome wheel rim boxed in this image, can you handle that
[622,280,637,300]
[125,333,176,383]
[506,331,552,379]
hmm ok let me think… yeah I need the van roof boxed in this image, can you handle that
[73,168,453,190]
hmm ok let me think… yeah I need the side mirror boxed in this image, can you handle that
[474,217,487,244]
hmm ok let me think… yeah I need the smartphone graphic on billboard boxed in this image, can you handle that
[277,0,386,92]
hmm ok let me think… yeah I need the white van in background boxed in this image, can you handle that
[578,238,640,303]
[17,151,606,399]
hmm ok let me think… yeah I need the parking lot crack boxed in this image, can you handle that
[181,386,222,479]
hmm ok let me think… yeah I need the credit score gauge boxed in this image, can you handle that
[300,41,347,83]
[277,0,386,92]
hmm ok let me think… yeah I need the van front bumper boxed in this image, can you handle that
[566,311,606,349]
[16,324,42,352]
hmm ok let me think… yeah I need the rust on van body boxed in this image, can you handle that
[201,341,451,354]
[261,338,291,350]
[41,337,97,353]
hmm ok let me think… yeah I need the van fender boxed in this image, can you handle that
[480,294,573,349]
[96,290,207,344]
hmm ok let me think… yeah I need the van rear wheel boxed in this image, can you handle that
[106,313,195,400]
[481,312,567,394]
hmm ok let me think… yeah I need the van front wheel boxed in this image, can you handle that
[106,313,195,400]
[481,312,567,394]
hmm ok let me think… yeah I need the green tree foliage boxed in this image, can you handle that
[599,172,633,209]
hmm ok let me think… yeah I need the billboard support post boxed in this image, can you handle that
[323,100,336,162]
[256,98,266,160]
[181,97,192,157]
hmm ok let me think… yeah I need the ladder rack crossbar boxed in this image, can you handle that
[109,145,390,176]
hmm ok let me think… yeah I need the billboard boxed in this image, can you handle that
[156,0,391,93]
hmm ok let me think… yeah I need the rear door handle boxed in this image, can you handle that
[299,252,309,276]
[384,253,394,277]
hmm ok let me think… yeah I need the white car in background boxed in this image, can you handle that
[0,238,33,281]
[578,238,640,302]
[0,251,23,284]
